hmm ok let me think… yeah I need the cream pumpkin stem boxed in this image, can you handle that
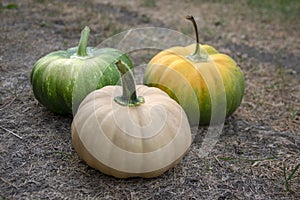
[77,26,90,57]
[185,15,209,62]
[114,60,145,107]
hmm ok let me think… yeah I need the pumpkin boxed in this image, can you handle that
[71,60,191,178]
[30,26,133,115]
[143,16,244,125]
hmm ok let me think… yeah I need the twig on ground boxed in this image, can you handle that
[213,155,223,167]
[1,177,19,189]
[0,97,16,111]
[0,125,23,139]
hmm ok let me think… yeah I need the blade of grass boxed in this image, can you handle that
[287,163,300,181]
[283,163,289,192]
[1,3,17,9]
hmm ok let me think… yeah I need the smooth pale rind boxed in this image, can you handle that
[71,85,192,178]
[143,44,244,125]
[30,47,133,114]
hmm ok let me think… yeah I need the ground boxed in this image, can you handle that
[0,0,299,199]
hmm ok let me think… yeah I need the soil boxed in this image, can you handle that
[0,0,299,199]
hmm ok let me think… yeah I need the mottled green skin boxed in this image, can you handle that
[30,47,133,115]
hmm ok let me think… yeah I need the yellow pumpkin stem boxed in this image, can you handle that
[114,60,145,107]
[185,15,209,62]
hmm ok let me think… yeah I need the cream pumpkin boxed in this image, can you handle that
[71,60,191,178]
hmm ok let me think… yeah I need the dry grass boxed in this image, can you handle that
[0,0,299,199]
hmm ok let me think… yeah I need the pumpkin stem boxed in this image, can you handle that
[185,15,209,62]
[77,26,90,57]
[114,60,145,107]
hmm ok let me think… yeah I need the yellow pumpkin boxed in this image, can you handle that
[71,60,191,178]
[144,16,244,125]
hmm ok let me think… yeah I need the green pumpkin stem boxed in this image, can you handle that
[114,60,145,107]
[185,15,209,62]
[77,26,90,57]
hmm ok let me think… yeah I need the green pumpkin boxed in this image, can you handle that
[30,27,133,115]
[143,16,244,125]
